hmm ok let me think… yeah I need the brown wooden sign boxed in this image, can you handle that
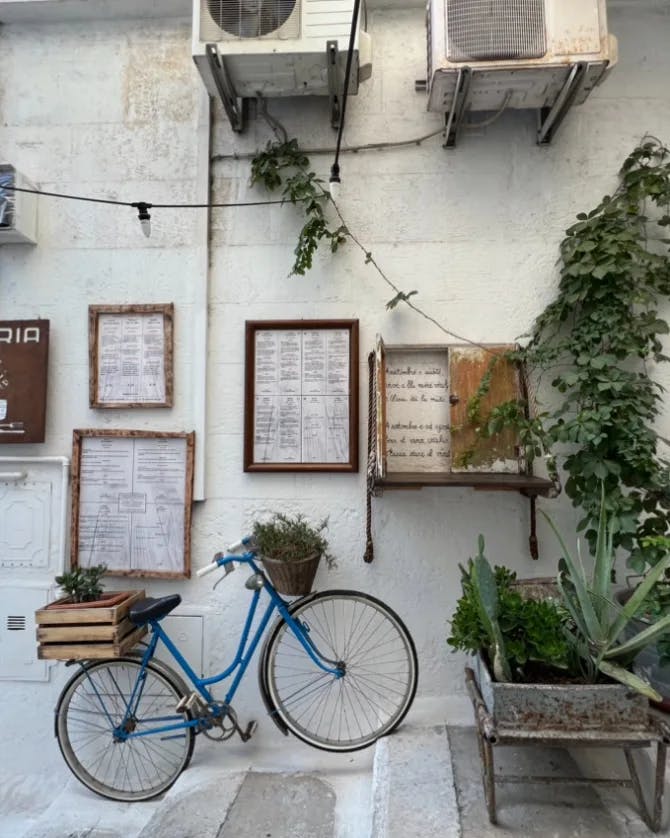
[0,319,49,443]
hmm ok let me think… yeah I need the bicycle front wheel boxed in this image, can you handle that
[264,590,418,752]
[55,658,195,801]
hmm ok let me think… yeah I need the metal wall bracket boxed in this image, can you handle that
[536,62,588,145]
[205,43,246,133]
[444,67,472,147]
[326,40,341,130]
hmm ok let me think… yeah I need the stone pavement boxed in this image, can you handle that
[3,725,670,838]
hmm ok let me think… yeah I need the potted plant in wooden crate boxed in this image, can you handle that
[253,512,335,596]
[35,565,146,660]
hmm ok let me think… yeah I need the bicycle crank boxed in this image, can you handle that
[221,705,258,742]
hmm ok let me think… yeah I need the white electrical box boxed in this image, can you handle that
[0,585,50,681]
[0,165,38,245]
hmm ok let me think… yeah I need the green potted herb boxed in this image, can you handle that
[55,564,108,604]
[47,564,130,610]
[253,513,335,596]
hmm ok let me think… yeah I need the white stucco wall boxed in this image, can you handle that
[1,0,669,805]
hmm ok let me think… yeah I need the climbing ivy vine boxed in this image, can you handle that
[472,139,670,572]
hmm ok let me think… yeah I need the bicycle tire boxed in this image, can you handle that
[55,657,195,801]
[263,590,418,752]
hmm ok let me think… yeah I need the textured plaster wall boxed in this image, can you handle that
[0,0,669,803]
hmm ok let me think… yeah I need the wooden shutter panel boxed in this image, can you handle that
[449,345,521,473]
[374,335,387,480]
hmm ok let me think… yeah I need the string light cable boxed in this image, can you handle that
[329,0,362,198]
[0,183,285,237]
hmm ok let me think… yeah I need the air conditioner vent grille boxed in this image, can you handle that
[201,0,300,41]
[0,166,17,230]
[446,0,546,61]
[6,616,26,631]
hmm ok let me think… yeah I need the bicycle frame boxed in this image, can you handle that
[83,552,343,743]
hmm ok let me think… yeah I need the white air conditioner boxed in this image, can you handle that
[0,166,37,245]
[427,0,618,145]
[193,0,372,131]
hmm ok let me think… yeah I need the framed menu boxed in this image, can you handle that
[71,429,195,578]
[244,320,359,472]
[89,304,174,408]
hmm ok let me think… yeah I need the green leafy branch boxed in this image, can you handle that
[250,140,493,350]
[250,139,347,275]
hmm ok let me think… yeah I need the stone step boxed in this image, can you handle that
[370,725,461,838]
[138,769,336,838]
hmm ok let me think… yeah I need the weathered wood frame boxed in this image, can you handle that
[244,319,359,472]
[71,429,195,578]
[374,341,552,493]
[89,303,174,408]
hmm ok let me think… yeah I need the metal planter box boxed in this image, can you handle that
[473,653,649,732]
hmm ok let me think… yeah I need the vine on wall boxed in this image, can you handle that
[470,140,670,572]
[249,137,670,575]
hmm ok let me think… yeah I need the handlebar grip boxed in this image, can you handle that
[196,561,220,578]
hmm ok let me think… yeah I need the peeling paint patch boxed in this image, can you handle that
[123,42,196,125]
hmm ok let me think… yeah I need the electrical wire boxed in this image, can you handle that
[464,91,512,130]
[329,0,362,192]
[0,183,284,209]
[211,126,446,163]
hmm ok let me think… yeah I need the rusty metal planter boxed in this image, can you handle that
[465,659,670,832]
[473,653,649,732]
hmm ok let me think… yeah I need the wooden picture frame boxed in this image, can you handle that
[89,304,174,408]
[71,429,195,579]
[244,320,359,472]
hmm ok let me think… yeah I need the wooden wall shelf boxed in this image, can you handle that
[374,472,554,495]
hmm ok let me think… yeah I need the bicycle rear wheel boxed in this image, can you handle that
[55,658,195,801]
[263,590,418,751]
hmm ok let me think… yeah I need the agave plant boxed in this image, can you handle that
[462,536,513,682]
[543,491,670,700]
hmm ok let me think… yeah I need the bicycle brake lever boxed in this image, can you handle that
[212,562,235,590]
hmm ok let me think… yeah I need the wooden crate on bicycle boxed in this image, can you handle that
[35,590,147,660]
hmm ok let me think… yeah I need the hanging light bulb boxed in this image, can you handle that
[133,202,152,238]
[329,163,341,201]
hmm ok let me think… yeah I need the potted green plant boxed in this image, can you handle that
[253,513,335,596]
[449,491,670,730]
[53,564,109,605]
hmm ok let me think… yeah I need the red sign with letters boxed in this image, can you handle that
[0,319,49,443]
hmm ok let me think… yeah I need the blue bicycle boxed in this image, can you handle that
[54,538,418,801]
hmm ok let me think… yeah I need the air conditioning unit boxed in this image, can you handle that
[0,166,37,245]
[193,0,372,131]
[427,0,618,145]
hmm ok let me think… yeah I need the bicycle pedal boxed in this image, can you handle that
[240,720,257,742]
[176,692,206,714]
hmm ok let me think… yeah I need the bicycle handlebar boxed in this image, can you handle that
[195,535,254,578]
[196,561,220,578]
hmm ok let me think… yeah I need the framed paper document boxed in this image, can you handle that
[244,320,359,472]
[89,304,174,408]
[71,429,195,578]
